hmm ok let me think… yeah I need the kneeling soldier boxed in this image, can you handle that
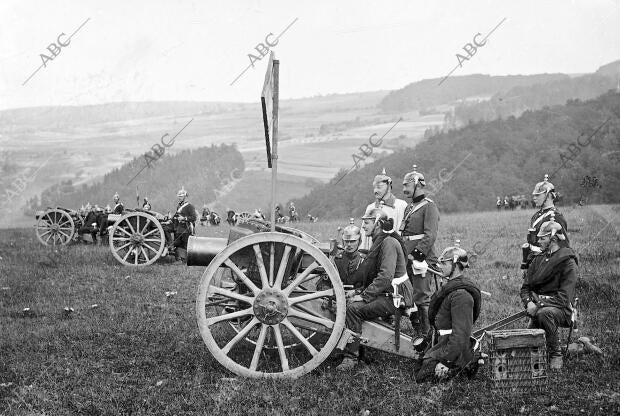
[413,244,482,383]
[520,214,577,370]
[336,208,414,370]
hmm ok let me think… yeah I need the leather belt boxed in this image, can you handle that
[403,234,424,241]
[438,329,452,336]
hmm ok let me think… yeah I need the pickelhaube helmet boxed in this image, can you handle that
[177,186,188,198]
[342,218,361,241]
[403,164,426,186]
[361,207,394,232]
[105,204,111,213]
[537,212,566,240]
[373,168,392,186]
[532,174,555,196]
[438,240,469,269]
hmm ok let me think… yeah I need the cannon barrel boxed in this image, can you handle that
[187,236,228,266]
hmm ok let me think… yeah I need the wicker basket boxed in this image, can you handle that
[488,329,548,393]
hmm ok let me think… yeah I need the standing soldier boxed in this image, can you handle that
[289,202,298,222]
[359,168,408,251]
[334,219,363,288]
[112,192,124,214]
[520,174,569,270]
[172,187,197,262]
[399,165,440,337]
[503,195,509,210]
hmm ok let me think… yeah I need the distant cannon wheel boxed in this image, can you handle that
[109,212,165,266]
[35,209,75,246]
[196,232,346,379]
[237,212,252,224]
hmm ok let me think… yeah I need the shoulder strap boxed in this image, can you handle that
[400,199,429,229]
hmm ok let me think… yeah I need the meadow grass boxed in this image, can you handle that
[1,205,618,415]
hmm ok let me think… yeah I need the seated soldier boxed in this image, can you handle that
[334,219,363,288]
[520,214,577,370]
[413,244,482,383]
[336,208,414,370]
[77,204,99,244]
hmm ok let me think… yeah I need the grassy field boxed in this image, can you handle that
[1,205,618,415]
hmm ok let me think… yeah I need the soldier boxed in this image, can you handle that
[200,204,211,226]
[520,174,569,270]
[359,168,408,251]
[112,192,124,215]
[520,215,577,370]
[496,196,502,211]
[413,244,482,383]
[167,187,197,262]
[399,165,440,336]
[142,197,152,211]
[289,202,298,222]
[77,204,99,244]
[503,196,509,210]
[226,208,236,226]
[334,219,363,288]
[336,208,414,370]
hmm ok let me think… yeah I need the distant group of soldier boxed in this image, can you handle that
[80,188,198,262]
[496,194,534,210]
[331,166,577,382]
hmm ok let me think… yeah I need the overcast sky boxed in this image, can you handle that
[0,0,618,111]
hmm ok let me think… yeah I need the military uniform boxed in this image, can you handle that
[174,200,197,250]
[359,194,408,251]
[520,247,578,358]
[344,233,414,356]
[527,207,569,250]
[334,250,363,288]
[78,211,99,243]
[113,201,124,215]
[413,276,481,383]
[399,193,439,333]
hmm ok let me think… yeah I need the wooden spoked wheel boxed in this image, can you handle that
[109,212,165,266]
[35,209,75,246]
[196,232,346,379]
[211,267,319,350]
[237,212,253,224]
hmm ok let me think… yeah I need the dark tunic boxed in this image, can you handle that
[334,250,363,287]
[399,194,439,264]
[520,247,578,319]
[425,277,481,369]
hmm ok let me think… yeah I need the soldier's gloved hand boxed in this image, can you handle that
[349,294,364,303]
[435,363,449,378]
[411,248,426,262]
[526,301,538,317]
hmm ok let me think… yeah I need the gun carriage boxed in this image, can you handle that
[35,207,119,246]
[189,218,431,379]
[108,209,191,266]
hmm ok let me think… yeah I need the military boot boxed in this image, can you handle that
[418,306,431,336]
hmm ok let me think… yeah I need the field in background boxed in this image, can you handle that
[1,205,618,415]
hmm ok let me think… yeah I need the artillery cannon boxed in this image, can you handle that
[188,218,425,379]
[108,209,182,266]
[35,207,120,246]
